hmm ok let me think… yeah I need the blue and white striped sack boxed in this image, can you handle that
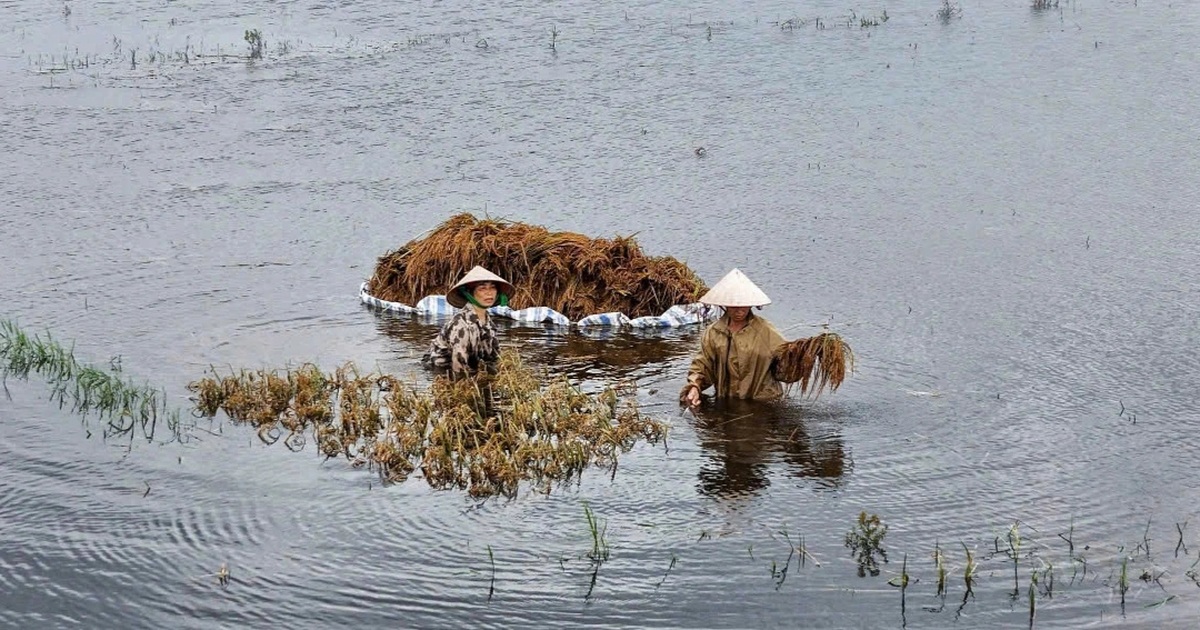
[360,283,714,328]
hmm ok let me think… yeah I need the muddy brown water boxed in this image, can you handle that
[2,0,1199,627]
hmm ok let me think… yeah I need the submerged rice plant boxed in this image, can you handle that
[845,511,889,577]
[0,319,179,439]
[937,0,963,21]
[188,349,667,498]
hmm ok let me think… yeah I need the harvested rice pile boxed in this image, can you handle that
[365,213,707,320]
[772,332,855,398]
[187,349,666,498]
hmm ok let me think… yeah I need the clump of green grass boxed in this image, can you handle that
[584,503,610,562]
[0,319,179,438]
[937,0,963,21]
[845,511,889,577]
[244,29,264,59]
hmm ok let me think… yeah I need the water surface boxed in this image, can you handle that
[2,0,1199,627]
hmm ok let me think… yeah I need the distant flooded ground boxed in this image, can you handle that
[2,0,1199,627]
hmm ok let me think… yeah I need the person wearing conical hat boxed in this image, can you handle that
[423,266,515,376]
[681,269,787,406]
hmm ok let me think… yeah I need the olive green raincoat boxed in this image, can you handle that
[682,313,787,401]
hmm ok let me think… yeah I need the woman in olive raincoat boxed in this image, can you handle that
[680,268,786,406]
[423,266,515,376]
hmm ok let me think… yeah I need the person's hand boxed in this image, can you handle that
[682,384,701,408]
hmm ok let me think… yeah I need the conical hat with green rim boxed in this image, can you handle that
[698,268,771,307]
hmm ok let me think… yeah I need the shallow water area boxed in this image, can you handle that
[3,0,1200,627]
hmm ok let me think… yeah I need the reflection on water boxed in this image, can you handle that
[370,308,701,383]
[690,398,849,500]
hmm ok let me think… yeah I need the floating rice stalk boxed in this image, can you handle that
[486,545,496,601]
[1059,517,1076,560]
[773,332,855,398]
[187,349,666,498]
[887,553,910,623]
[1119,554,1129,612]
[0,319,180,439]
[1040,560,1055,598]
[655,554,677,589]
[1008,521,1023,595]
[963,542,977,594]
[1028,570,1038,628]
[933,540,948,597]
[364,213,707,320]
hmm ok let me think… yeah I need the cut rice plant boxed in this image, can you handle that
[772,332,854,398]
[187,348,667,498]
[364,213,707,320]
[0,319,180,438]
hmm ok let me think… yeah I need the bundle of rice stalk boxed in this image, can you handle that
[365,213,707,320]
[772,332,855,398]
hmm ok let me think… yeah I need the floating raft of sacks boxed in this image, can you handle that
[360,213,715,328]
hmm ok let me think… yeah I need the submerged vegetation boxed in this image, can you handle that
[773,332,855,398]
[243,28,264,60]
[937,0,963,22]
[0,319,179,439]
[188,349,667,498]
[846,511,889,577]
[365,213,707,320]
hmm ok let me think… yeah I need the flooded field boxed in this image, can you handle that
[2,0,1199,627]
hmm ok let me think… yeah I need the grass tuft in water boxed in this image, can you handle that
[0,318,180,439]
[584,503,610,562]
[244,29,264,59]
[845,511,888,577]
[933,540,948,597]
[937,0,963,22]
[963,542,978,593]
[1007,521,1023,595]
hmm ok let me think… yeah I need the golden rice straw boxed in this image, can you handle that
[186,349,667,498]
[772,332,855,398]
[365,213,707,320]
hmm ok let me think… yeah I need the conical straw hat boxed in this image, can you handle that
[446,266,515,308]
[698,268,771,307]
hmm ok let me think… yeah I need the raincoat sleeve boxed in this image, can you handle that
[761,319,787,380]
[681,327,720,400]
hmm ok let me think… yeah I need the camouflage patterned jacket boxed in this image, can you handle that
[424,308,500,375]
